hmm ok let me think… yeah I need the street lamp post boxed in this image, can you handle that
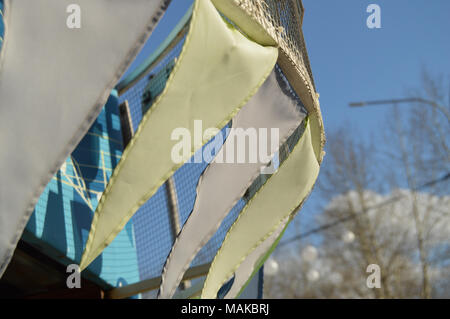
[349,98,450,123]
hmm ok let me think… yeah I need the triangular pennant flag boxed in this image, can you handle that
[201,119,320,298]
[0,0,170,276]
[79,0,278,270]
[158,67,306,298]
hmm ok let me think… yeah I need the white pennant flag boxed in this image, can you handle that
[159,68,306,298]
[0,0,170,276]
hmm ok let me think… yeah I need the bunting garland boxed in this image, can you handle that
[79,0,278,270]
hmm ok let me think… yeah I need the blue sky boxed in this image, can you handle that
[302,0,450,135]
[290,0,450,244]
[123,0,450,246]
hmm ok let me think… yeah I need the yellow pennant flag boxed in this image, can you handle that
[201,120,320,298]
[80,0,278,270]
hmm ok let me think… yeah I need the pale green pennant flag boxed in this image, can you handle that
[201,119,320,298]
[79,0,278,270]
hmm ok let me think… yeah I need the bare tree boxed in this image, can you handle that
[264,71,450,299]
[383,70,450,298]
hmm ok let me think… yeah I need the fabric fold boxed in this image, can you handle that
[79,0,278,270]
[201,120,320,298]
[158,67,306,298]
[0,0,170,277]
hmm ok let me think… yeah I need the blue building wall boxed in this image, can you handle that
[25,91,140,288]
